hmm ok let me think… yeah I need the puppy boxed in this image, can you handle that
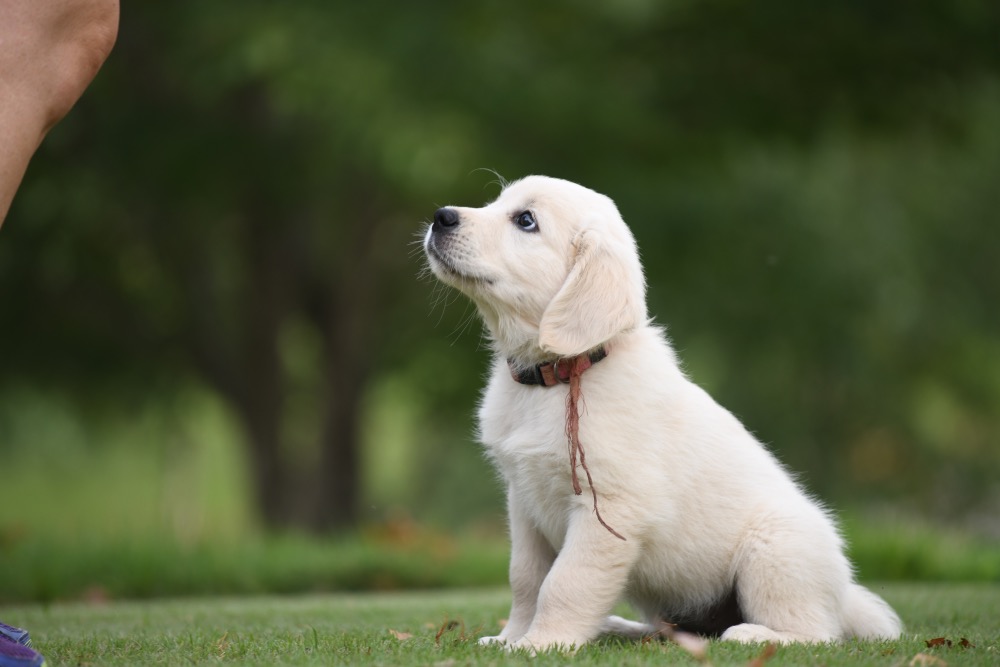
[423,175,902,651]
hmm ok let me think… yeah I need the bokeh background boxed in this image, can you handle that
[2,0,999,602]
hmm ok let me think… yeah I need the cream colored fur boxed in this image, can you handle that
[423,175,902,651]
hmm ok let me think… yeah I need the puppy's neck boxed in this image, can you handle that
[478,298,641,370]
[494,342,555,373]
[475,300,547,366]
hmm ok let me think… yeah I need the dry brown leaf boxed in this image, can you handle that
[958,638,975,649]
[673,630,710,662]
[649,622,711,664]
[926,637,952,648]
[388,629,413,641]
[746,642,778,667]
[910,652,949,667]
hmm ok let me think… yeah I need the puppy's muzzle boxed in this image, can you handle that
[426,206,473,280]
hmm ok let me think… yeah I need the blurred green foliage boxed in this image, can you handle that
[1,1,999,554]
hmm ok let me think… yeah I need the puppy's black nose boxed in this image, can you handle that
[433,207,460,231]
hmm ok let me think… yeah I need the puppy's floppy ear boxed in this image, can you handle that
[538,228,646,357]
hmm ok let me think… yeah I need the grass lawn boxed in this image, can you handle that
[1,583,997,666]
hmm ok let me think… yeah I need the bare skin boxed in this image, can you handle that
[0,0,119,225]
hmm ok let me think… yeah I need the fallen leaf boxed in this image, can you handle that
[649,622,711,663]
[958,638,975,649]
[388,629,413,641]
[910,652,949,666]
[746,642,778,667]
[673,630,710,662]
[926,638,952,648]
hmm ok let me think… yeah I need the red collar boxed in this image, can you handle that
[507,345,609,386]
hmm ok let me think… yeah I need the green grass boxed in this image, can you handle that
[1,584,998,666]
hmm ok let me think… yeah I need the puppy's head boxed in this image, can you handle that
[424,175,647,364]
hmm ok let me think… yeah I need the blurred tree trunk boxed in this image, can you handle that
[235,202,294,527]
[307,187,384,531]
[238,384,288,527]
[314,350,365,530]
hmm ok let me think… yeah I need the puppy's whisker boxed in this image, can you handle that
[437,290,458,328]
[434,285,467,330]
[448,301,479,346]
[430,286,451,325]
[475,325,491,353]
[470,167,509,195]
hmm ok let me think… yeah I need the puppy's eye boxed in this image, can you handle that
[514,211,538,232]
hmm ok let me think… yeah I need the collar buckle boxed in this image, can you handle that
[552,357,572,384]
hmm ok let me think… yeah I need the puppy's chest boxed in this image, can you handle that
[479,387,576,545]
[481,401,568,486]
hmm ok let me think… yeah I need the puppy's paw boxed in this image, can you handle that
[478,635,505,646]
[505,636,579,654]
[720,623,785,644]
[504,638,539,655]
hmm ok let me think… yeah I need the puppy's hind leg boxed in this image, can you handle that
[722,510,849,644]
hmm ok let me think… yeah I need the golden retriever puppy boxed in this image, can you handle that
[422,175,902,651]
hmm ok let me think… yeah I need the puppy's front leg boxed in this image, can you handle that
[510,505,639,652]
[479,489,556,645]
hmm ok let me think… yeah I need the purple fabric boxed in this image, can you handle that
[0,625,28,647]
[0,632,43,667]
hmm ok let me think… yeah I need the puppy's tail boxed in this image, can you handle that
[840,583,903,640]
